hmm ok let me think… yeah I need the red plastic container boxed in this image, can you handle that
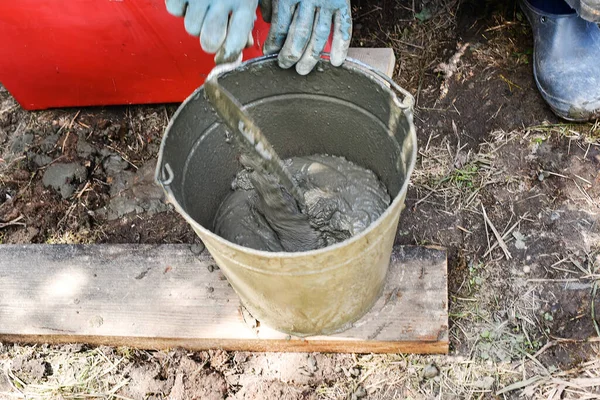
[0,1,270,110]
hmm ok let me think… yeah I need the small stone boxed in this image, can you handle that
[89,315,104,328]
[523,265,531,274]
[512,231,525,241]
[550,211,560,221]
[473,376,495,390]
[352,386,367,399]
[25,360,51,380]
[512,231,527,250]
[348,367,360,378]
[64,343,84,353]
[334,366,342,373]
[11,356,24,371]
[233,352,248,364]
[207,286,214,293]
[423,364,439,379]
[307,355,318,372]
[190,242,205,255]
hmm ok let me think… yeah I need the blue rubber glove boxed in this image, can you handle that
[261,0,352,75]
[165,0,259,63]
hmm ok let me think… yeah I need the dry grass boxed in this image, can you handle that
[353,0,460,101]
[498,341,600,399]
[316,353,522,399]
[45,230,99,245]
[1,345,132,400]
[411,131,507,213]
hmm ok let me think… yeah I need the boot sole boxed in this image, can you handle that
[535,76,600,121]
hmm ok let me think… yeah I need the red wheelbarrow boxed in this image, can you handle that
[0,1,270,110]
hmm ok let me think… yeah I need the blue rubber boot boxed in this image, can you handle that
[521,0,600,121]
[565,0,600,22]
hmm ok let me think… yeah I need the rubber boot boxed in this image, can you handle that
[521,0,600,121]
[565,0,600,22]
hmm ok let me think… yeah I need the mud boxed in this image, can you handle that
[214,154,391,252]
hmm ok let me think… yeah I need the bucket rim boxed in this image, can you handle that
[155,54,418,260]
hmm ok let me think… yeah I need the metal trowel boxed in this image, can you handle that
[204,73,306,211]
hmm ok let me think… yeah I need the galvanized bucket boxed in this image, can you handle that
[156,55,417,337]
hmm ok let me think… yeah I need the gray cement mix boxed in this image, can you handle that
[214,154,390,252]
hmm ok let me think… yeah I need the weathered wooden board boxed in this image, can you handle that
[0,244,447,354]
[347,48,396,77]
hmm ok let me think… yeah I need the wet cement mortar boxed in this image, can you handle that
[215,154,390,252]
[1,0,600,398]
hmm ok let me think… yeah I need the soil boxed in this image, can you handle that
[1,0,600,399]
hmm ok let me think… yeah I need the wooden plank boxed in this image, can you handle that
[347,48,396,77]
[0,245,448,354]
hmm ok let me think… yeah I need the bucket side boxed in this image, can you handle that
[156,56,417,336]
[198,193,405,336]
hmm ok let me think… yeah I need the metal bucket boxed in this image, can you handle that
[156,55,417,337]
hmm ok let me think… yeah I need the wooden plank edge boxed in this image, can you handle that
[0,334,449,355]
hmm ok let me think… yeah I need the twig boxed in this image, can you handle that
[456,225,472,234]
[0,215,25,229]
[414,183,442,208]
[573,180,597,207]
[434,42,470,100]
[0,104,18,115]
[481,204,512,260]
[104,145,139,170]
[573,174,592,185]
[496,376,543,395]
[483,208,492,256]
[393,38,425,50]
[592,281,600,337]
[75,181,92,199]
[485,21,519,32]
[499,74,522,91]
[541,170,568,179]
[482,215,524,258]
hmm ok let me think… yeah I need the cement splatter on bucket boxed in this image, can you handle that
[156,55,417,337]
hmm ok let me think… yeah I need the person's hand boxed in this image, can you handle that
[260,0,352,75]
[165,0,259,63]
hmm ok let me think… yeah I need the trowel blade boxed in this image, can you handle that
[204,78,306,210]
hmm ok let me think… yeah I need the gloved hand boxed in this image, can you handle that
[261,0,352,75]
[165,0,259,63]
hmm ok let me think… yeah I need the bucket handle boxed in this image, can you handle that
[156,55,414,188]
[344,57,415,111]
[158,162,174,186]
[205,53,414,111]
[206,54,243,82]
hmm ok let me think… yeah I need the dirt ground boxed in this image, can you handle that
[1,0,600,399]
